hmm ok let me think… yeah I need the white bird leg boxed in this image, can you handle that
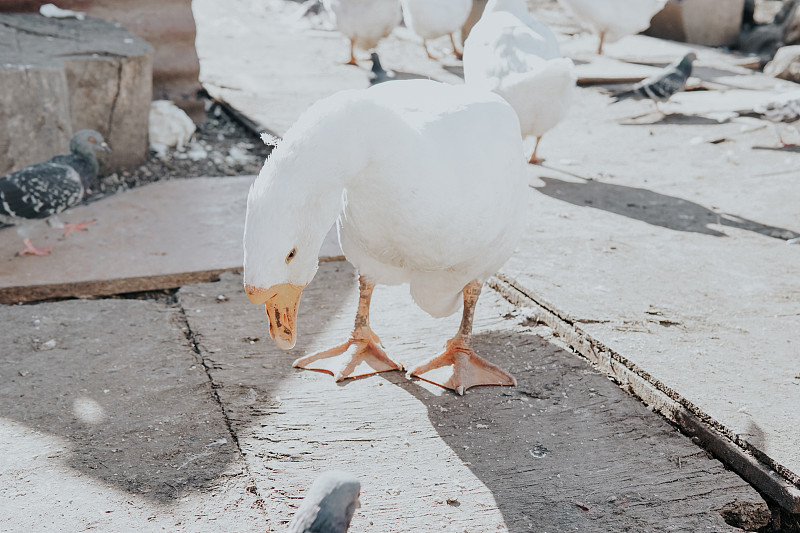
[347,38,358,65]
[423,39,437,60]
[449,33,463,60]
[409,280,516,395]
[292,275,403,381]
[528,136,544,165]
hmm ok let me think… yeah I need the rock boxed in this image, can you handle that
[764,44,800,82]
[0,14,153,176]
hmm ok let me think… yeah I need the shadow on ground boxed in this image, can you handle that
[533,176,798,240]
[401,328,765,532]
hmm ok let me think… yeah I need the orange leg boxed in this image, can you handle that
[293,275,403,381]
[17,238,51,257]
[62,220,95,237]
[597,31,606,55]
[409,281,516,395]
[346,39,358,65]
[528,136,544,165]
[423,40,437,60]
[449,33,463,60]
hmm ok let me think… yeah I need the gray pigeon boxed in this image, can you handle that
[369,52,394,85]
[0,129,111,256]
[612,52,697,110]
[287,471,361,533]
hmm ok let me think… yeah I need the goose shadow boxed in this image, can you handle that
[401,328,740,531]
[0,263,354,503]
[752,144,800,153]
[532,176,798,240]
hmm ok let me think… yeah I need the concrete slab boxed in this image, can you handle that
[501,86,800,508]
[0,176,343,304]
[178,265,769,532]
[193,0,464,137]
[0,298,266,531]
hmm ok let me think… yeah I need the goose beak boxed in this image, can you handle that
[245,283,305,350]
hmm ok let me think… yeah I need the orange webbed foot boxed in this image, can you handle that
[409,337,516,395]
[293,327,403,382]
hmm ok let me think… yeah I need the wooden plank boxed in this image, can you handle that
[179,264,770,532]
[0,176,343,303]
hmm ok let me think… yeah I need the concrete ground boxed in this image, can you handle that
[0,0,799,531]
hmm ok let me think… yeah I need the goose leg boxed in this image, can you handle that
[597,31,606,55]
[346,39,358,65]
[409,280,516,395]
[449,33,463,60]
[528,136,544,165]
[18,238,51,257]
[423,40,437,60]
[293,275,403,381]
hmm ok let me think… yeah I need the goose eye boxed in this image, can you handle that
[286,248,297,264]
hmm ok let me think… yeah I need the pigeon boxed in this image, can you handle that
[287,471,361,533]
[0,129,111,256]
[611,52,696,112]
[368,52,395,85]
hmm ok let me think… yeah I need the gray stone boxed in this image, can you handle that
[764,44,800,82]
[0,14,153,175]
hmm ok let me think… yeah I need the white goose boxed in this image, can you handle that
[243,79,526,395]
[400,0,473,60]
[557,0,667,54]
[464,0,576,164]
[323,0,401,65]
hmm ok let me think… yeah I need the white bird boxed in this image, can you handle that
[148,100,196,158]
[322,0,401,65]
[557,0,667,54]
[464,0,576,164]
[243,79,526,395]
[400,0,473,60]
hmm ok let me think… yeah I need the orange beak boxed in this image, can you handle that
[245,283,305,350]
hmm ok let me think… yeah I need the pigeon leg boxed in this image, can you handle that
[423,40,437,60]
[61,220,96,237]
[346,39,358,65]
[449,33,463,60]
[409,280,516,395]
[293,275,403,381]
[528,136,544,165]
[17,238,51,257]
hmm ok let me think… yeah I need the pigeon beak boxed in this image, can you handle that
[245,283,305,350]
[100,142,112,153]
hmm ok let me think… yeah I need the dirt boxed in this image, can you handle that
[87,97,270,202]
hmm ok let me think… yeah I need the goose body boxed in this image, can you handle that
[557,0,667,53]
[464,0,576,163]
[244,79,526,393]
[400,0,473,58]
[323,0,401,64]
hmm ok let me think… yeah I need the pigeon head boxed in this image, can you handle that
[70,129,112,157]
[679,52,697,71]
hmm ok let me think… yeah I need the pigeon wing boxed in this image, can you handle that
[0,163,84,220]
[634,66,689,101]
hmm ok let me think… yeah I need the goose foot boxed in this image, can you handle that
[409,338,516,395]
[293,327,403,381]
